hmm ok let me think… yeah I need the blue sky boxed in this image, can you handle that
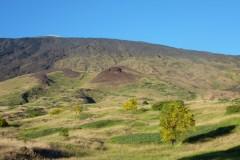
[0,0,240,55]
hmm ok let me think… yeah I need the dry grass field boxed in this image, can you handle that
[0,70,240,160]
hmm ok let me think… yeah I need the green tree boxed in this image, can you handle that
[159,101,195,145]
[74,105,83,115]
[122,98,138,111]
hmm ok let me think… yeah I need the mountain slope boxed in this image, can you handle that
[0,37,240,99]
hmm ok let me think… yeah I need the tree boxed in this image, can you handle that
[159,101,195,145]
[74,105,83,115]
[122,98,138,111]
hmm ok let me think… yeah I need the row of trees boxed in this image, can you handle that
[122,99,195,145]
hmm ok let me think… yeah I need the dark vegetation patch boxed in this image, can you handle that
[21,87,46,103]
[75,88,107,103]
[0,117,8,127]
[59,128,69,137]
[111,133,161,144]
[49,108,63,115]
[20,127,68,139]
[79,119,123,129]
[184,125,236,143]
[91,66,139,85]
[226,105,240,114]
[179,145,240,160]
[232,98,240,104]
[25,107,46,118]
[152,100,184,111]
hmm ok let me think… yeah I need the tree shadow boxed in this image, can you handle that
[184,125,236,143]
[33,147,72,159]
[179,145,240,160]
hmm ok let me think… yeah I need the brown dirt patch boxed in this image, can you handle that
[91,66,139,85]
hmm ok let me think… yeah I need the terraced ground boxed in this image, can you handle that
[0,70,240,160]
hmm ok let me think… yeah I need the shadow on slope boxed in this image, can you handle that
[3,146,72,160]
[184,125,236,143]
[179,145,240,160]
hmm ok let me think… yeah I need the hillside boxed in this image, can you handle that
[0,37,240,100]
[0,37,240,160]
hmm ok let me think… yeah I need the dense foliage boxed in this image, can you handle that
[122,98,138,111]
[159,101,195,144]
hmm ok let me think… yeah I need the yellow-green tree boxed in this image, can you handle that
[122,98,137,111]
[74,105,83,115]
[159,101,195,145]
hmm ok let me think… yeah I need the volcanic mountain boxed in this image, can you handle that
[0,37,240,99]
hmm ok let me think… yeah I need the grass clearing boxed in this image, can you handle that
[78,113,94,120]
[111,133,161,144]
[20,127,68,139]
[79,119,123,129]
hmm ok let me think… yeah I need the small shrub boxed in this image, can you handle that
[73,105,83,115]
[142,100,149,105]
[226,105,240,114]
[49,108,62,115]
[59,128,69,137]
[0,117,8,127]
[122,99,137,111]
[152,100,184,111]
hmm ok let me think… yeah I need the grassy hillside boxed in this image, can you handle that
[0,37,240,159]
[0,68,240,159]
[0,75,39,106]
[0,37,240,100]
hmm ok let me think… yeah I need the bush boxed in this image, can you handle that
[226,105,240,114]
[59,128,69,137]
[142,100,149,105]
[152,100,184,111]
[122,99,137,111]
[49,108,62,115]
[73,105,83,115]
[0,117,8,127]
